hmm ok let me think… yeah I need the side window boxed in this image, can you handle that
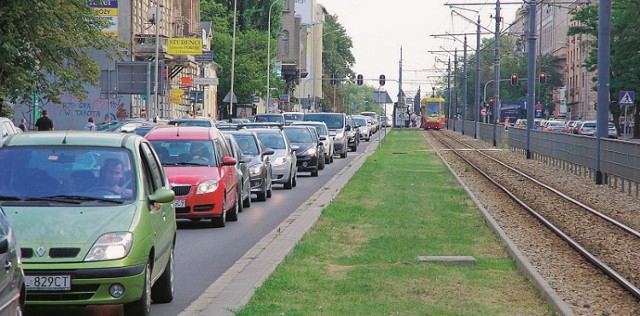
[213,139,225,166]
[140,142,165,191]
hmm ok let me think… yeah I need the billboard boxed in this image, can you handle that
[88,1,118,37]
[168,38,203,55]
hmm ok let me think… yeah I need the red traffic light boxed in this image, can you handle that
[539,72,547,84]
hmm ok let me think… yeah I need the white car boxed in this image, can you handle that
[254,128,298,189]
[291,121,335,164]
[351,115,371,142]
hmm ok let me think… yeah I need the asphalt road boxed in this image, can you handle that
[26,135,377,316]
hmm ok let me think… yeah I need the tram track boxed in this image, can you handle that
[423,129,640,315]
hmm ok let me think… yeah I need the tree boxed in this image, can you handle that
[320,14,355,112]
[569,0,640,137]
[0,1,120,114]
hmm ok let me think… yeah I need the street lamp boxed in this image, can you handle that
[229,0,238,121]
[266,0,281,114]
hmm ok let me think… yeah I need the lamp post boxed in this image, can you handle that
[229,0,238,121]
[266,0,280,114]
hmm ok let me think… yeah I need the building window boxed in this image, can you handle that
[280,30,289,55]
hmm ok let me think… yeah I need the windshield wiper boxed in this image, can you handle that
[37,195,124,204]
[168,162,209,166]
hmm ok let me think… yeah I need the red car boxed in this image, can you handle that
[146,126,239,227]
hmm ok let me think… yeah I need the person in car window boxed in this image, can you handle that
[190,143,210,163]
[97,158,132,197]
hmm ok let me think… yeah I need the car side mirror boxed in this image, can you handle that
[291,145,300,152]
[222,156,237,166]
[263,148,275,155]
[240,155,252,164]
[319,135,326,141]
[149,187,175,204]
[345,125,351,131]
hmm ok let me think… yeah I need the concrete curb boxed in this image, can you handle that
[179,138,381,316]
[426,133,575,316]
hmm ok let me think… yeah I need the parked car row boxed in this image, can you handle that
[512,118,618,139]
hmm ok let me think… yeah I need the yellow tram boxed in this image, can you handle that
[420,97,446,130]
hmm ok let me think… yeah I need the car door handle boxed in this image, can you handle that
[4,261,12,271]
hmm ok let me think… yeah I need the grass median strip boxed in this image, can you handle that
[235,130,553,315]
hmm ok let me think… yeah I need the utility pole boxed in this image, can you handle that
[474,15,481,139]
[447,57,452,130]
[492,0,502,147]
[462,35,468,135]
[453,48,458,131]
[397,46,403,127]
[595,0,612,184]
[526,0,537,159]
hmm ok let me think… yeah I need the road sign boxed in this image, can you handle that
[619,90,635,106]
[171,89,185,97]
[169,96,182,104]
[192,77,219,86]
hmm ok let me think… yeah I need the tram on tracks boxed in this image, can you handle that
[420,97,446,130]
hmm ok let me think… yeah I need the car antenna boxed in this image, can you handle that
[62,130,69,144]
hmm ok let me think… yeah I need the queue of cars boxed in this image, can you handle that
[0,112,385,314]
[513,118,619,139]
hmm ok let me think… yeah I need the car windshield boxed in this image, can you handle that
[353,117,367,126]
[284,129,312,143]
[255,115,283,123]
[232,134,260,155]
[304,114,344,129]
[0,147,135,201]
[150,140,217,166]
[257,133,286,149]
[168,120,213,127]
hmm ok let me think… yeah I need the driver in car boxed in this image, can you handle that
[97,158,132,197]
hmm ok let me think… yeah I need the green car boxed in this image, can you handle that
[0,131,176,315]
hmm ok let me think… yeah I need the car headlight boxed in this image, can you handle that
[85,232,133,261]
[304,148,317,156]
[273,156,287,166]
[197,180,219,194]
[250,165,262,175]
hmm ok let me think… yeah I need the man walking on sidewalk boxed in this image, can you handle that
[35,110,54,131]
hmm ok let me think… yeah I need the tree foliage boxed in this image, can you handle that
[320,14,355,112]
[569,0,640,136]
[0,1,120,115]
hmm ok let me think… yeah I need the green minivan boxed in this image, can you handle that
[0,131,176,315]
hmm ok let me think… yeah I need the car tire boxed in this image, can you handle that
[243,191,251,208]
[267,184,273,197]
[292,170,297,187]
[237,188,244,213]
[151,247,175,304]
[284,173,293,189]
[340,151,347,158]
[211,200,226,228]
[324,154,331,165]
[311,168,318,177]
[124,260,151,316]
[227,197,239,222]
[318,156,325,170]
[329,153,334,163]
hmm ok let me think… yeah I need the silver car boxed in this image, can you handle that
[254,128,298,189]
[291,121,334,164]
[351,115,371,142]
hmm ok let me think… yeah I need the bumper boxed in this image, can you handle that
[25,264,146,305]
[249,174,267,193]
[172,185,223,218]
[296,155,318,171]
[271,162,292,183]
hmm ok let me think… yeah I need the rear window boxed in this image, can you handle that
[305,114,344,129]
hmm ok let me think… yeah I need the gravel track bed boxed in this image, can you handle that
[423,129,640,315]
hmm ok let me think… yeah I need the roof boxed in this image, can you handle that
[144,126,222,141]
[1,131,139,148]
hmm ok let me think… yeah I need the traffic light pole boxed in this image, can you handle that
[525,0,537,160]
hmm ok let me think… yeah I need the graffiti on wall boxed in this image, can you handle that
[15,94,130,130]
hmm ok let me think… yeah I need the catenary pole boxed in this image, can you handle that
[526,0,537,159]
[595,0,612,184]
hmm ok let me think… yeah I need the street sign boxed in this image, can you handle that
[192,77,219,86]
[169,96,182,104]
[619,90,635,106]
[171,89,185,97]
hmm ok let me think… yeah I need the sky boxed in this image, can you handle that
[316,0,519,106]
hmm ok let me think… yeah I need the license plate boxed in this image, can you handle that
[173,199,186,207]
[26,275,71,291]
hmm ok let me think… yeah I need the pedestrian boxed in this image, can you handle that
[83,117,96,131]
[35,110,54,131]
[18,118,27,132]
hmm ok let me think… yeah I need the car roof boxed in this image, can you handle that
[145,126,223,141]
[1,130,141,148]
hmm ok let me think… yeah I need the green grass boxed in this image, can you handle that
[235,130,553,316]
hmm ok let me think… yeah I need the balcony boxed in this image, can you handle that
[134,34,169,57]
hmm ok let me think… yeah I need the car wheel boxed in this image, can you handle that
[237,187,244,213]
[329,153,334,163]
[318,156,325,170]
[151,247,175,303]
[340,150,347,158]
[124,260,151,316]
[211,200,226,227]
[324,153,330,164]
[311,168,318,177]
[243,191,251,208]
[284,172,293,189]
[292,170,298,187]
[227,196,239,222]
[267,183,273,197]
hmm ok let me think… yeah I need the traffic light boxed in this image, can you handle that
[539,72,547,84]
[330,73,337,85]
[510,73,518,86]
[379,74,386,86]
[356,74,363,85]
